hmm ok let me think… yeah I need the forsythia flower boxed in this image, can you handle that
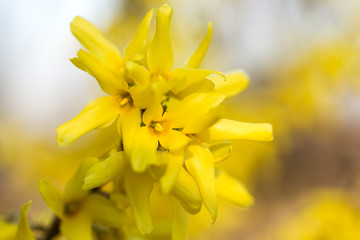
[39,158,125,240]
[48,3,274,239]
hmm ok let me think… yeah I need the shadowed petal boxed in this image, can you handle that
[38,179,64,218]
[14,201,36,240]
[185,145,217,222]
[83,152,126,190]
[171,197,189,240]
[61,212,92,240]
[125,170,154,234]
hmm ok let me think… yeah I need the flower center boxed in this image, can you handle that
[149,121,169,135]
[117,92,133,111]
[64,200,82,216]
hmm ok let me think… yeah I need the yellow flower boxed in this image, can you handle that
[125,5,223,108]
[53,3,275,239]
[39,158,125,240]
[56,9,154,146]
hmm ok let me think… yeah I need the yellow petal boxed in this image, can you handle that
[165,92,225,133]
[147,4,173,73]
[142,102,163,125]
[130,77,170,109]
[205,119,274,142]
[172,168,202,215]
[57,96,120,146]
[61,212,92,240]
[78,50,128,95]
[64,157,99,201]
[120,108,141,159]
[216,170,254,208]
[160,151,184,194]
[124,9,155,60]
[83,152,126,190]
[208,70,250,98]
[175,79,215,99]
[70,16,123,68]
[170,68,222,94]
[185,145,217,222]
[130,127,158,172]
[124,61,150,86]
[158,130,191,151]
[86,194,126,227]
[171,197,189,240]
[110,193,129,210]
[38,179,64,218]
[14,201,36,240]
[125,170,154,234]
[185,21,213,68]
[207,141,232,163]
[70,57,88,73]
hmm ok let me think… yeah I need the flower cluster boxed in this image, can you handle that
[39,4,273,239]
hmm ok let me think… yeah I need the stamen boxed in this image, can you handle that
[119,97,129,106]
[154,122,163,132]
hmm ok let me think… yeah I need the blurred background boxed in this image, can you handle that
[1,0,360,239]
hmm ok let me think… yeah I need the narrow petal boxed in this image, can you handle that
[170,68,222,94]
[207,141,232,163]
[172,168,202,214]
[124,61,150,86]
[125,170,154,234]
[14,201,36,240]
[61,212,92,240]
[130,127,158,172]
[171,197,189,240]
[64,157,99,201]
[158,130,190,151]
[165,92,225,134]
[205,119,274,142]
[86,194,126,228]
[70,16,123,68]
[185,21,213,68]
[83,152,126,190]
[57,96,120,146]
[208,70,250,98]
[70,57,88,73]
[160,151,184,194]
[175,79,215,99]
[142,102,163,125]
[216,170,254,208]
[147,4,173,73]
[78,50,128,95]
[124,9,155,60]
[38,179,64,218]
[120,108,141,159]
[185,145,217,222]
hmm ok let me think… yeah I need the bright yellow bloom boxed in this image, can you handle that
[53,3,274,239]
[39,158,125,240]
[57,9,154,146]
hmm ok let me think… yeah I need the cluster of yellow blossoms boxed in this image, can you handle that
[16,4,273,240]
